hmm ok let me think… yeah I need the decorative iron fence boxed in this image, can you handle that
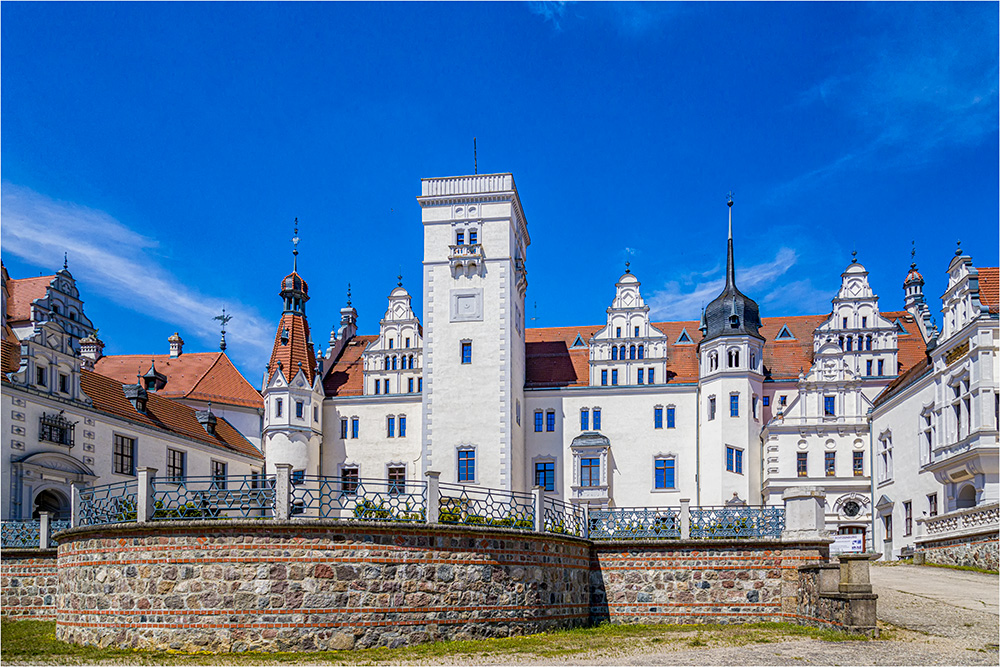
[78,480,138,526]
[542,496,588,537]
[437,483,534,528]
[51,520,71,543]
[291,476,427,522]
[690,506,784,539]
[1,520,41,548]
[151,475,275,520]
[589,507,681,539]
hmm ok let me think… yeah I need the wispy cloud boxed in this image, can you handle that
[528,1,676,36]
[1,183,273,370]
[647,247,803,321]
[528,1,570,30]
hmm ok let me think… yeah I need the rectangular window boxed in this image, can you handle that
[752,395,758,419]
[388,339,394,349]
[637,368,644,384]
[405,337,411,348]
[883,514,892,541]
[616,327,621,338]
[853,451,864,476]
[535,461,555,491]
[458,450,475,483]
[601,369,608,386]
[730,394,739,418]
[295,401,304,418]
[634,326,639,337]
[291,469,305,484]
[212,460,227,489]
[341,467,359,495]
[456,231,465,245]
[843,317,848,328]
[469,230,478,245]
[877,360,884,375]
[418,378,423,392]
[340,418,348,439]
[862,316,867,328]
[516,400,521,426]
[648,368,655,384]
[666,406,675,429]
[388,466,406,495]
[374,379,381,395]
[580,409,589,431]
[581,457,600,487]
[36,366,47,386]
[113,434,135,476]
[399,415,406,438]
[726,446,743,474]
[824,396,836,417]
[593,409,602,430]
[797,452,808,477]
[386,416,395,438]
[39,412,73,446]
[654,458,675,489]
[546,411,556,432]
[779,395,787,406]
[313,405,319,421]
[825,451,836,476]
[275,398,283,418]
[611,369,618,385]
[903,501,912,536]
[927,493,938,517]
[534,411,543,432]
[708,397,717,421]
[408,377,414,393]
[166,449,185,481]
[654,407,663,429]
[461,341,472,364]
[866,360,873,376]
[351,417,359,439]
[59,373,69,394]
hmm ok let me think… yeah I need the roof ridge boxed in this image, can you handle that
[188,351,225,396]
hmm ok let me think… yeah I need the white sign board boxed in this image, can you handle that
[831,534,864,554]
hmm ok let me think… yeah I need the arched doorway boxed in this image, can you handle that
[956,484,977,509]
[32,489,70,520]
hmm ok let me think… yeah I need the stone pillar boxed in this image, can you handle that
[71,484,81,528]
[679,498,691,539]
[838,552,879,593]
[425,471,440,524]
[38,511,51,549]
[137,467,157,523]
[533,486,545,533]
[782,487,827,540]
[274,464,292,520]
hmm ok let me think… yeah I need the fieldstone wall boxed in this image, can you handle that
[796,561,877,636]
[54,521,591,652]
[918,531,999,573]
[1,549,59,619]
[589,541,829,625]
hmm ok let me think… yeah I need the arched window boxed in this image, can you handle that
[838,336,844,350]
[638,344,644,360]
[750,351,756,368]
[392,356,398,370]
[865,335,872,351]
[728,349,739,368]
[611,346,618,361]
[709,351,718,371]
[846,337,853,352]
[409,355,414,369]
[629,345,636,360]
[956,484,977,509]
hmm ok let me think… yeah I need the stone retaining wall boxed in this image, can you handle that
[590,541,828,626]
[917,530,999,573]
[54,521,591,652]
[1,549,59,619]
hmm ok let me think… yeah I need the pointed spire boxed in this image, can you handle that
[725,193,736,288]
[292,218,300,272]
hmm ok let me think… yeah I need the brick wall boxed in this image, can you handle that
[590,541,828,626]
[1,549,58,619]
[54,521,591,651]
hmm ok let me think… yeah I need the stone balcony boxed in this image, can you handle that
[917,501,999,541]
[449,244,484,276]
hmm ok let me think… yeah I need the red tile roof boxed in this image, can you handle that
[978,267,998,314]
[95,352,262,409]
[267,312,318,386]
[6,275,54,326]
[1,338,20,375]
[872,354,932,408]
[79,369,262,460]
[323,335,376,396]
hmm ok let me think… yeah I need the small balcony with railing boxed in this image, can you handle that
[449,243,484,276]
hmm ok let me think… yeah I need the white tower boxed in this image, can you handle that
[417,174,530,490]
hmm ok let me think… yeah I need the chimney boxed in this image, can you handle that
[195,403,218,435]
[79,333,105,368]
[168,332,184,358]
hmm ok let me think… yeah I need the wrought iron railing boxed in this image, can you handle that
[78,480,139,526]
[437,483,534,528]
[151,475,276,520]
[1,520,41,548]
[543,496,588,537]
[589,507,680,539]
[51,520,71,543]
[690,506,784,539]
[291,476,427,522]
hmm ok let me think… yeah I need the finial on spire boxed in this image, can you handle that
[625,261,631,274]
[214,307,232,352]
[346,283,352,307]
[910,241,917,269]
[63,252,68,270]
[474,137,478,175]
[851,250,858,264]
[726,191,734,240]
[955,240,962,256]
[292,218,300,272]
[397,271,403,287]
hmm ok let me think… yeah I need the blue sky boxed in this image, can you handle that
[2,2,997,384]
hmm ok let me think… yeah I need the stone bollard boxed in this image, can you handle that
[71,483,82,528]
[781,487,827,540]
[425,471,440,524]
[38,511,51,549]
[838,552,880,594]
[533,486,545,533]
[274,464,292,520]
[137,467,157,523]
[679,498,691,539]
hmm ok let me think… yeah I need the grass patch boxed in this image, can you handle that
[920,561,999,576]
[1,619,872,665]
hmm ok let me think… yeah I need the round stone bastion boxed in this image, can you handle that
[54,520,592,652]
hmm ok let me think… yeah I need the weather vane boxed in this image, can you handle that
[214,307,233,352]
[726,191,734,206]
[346,283,352,307]
[292,218,300,271]
[625,261,631,274]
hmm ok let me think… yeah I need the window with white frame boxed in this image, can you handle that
[166,448,185,481]
[212,460,227,489]
[726,445,743,474]
[580,457,600,487]
[399,415,407,438]
[654,457,675,489]
[878,432,893,483]
[341,466,359,495]
[534,460,555,491]
[457,449,475,483]
[388,466,405,495]
[113,434,135,475]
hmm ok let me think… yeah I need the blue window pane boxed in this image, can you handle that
[654,407,663,429]
[534,462,555,491]
[601,370,608,386]
[351,418,359,439]
[399,416,406,438]
[581,458,600,487]
[612,370,618,385]
[534,412,543,432]
[593,409,602,430]
[611,347,618,360]
[461,342,472,364]
[637,369,644,384]
[580,409,589,431]
[649,368,655,384]
[638,344,644,360]
[735,449,743,474]
[655,459,675,489]
[458,451,475,482]
[546,411,556,432]
[730,394,739,417]
[387,416,395,438]
[726,446,734,472]
[666,406,675,429]
[824,396,836,416]
[629,345,636,360]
